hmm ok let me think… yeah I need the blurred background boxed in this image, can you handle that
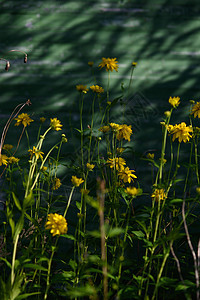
[1,0,200,190]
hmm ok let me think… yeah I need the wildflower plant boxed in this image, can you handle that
[0,53,199,300]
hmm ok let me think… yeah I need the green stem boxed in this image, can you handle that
[11,233,19,286]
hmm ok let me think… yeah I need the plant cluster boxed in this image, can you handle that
[0,56,199,300]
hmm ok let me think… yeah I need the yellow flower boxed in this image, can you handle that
[106,157,126,171]
[45,213,68,236]
[109,123,120,131]
[90,85,104,93]
[88,61,94,67]
[146,153,154,160]
[151,189,166,202]
[52,178,62,190]
[71,176,84,187]
[107,101,111,105]
[191,102,200,118]
[118,167,137,183]
[50,118,62,131]
[62,134,68,143]
[15,113,34,127]
[40,117,46,123]
[125,186,139,197]
[169,96,180,108]
[0,154,8,166]
[8,156,19,164]
[76,84,89,94]
[28,146,44,160]
[170,122,193,143]
[99,57,118,72]
[99,126,110,133]
[116,124,133,142]
[166,124,174,133]
[132,62,137,67]
[86,163,95,171]
[3,144,13,151]
[116,147,125,155]
[41,166,48,172]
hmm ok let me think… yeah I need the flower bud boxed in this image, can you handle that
[164,111,171,117]
[5,61,10,71]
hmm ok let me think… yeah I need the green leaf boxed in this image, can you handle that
[170,198,183,204]
[23,264,48,271]
[107,227,124,238]
[76,201,81,210]
[23,191,34,209]
[87,230,101,238]
[61,234,76,241]
[12,193,22,211]
[0,257,12,269]
[132,230,145,238]
[13,215,24,241]
[16,292,41,300]
[86,196,100,210]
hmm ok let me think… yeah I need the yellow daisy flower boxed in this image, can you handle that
[106,157,126,171]
[132,62,137,67]
[8,156,20,164]
[118,167,137,183]
[168,96,180,108]
[50,118,62,131]
[109,123,120,131]
[191,102,200,118]
[170,122,193,143]
[146,153,154,160]
[45,213,68,236]
[0,154,8,166]
[99,57,118,72]
[88,61,94,67]
[3,144,13,151]
[71,176,84,187]
[125,186,139,197]
[40,117,46,123]
[151,189,166,202]
[76,85,89,94]
[15,113,34,127]
[116,124,133,142]
[28,146,44,160]
[99,126,110,133]
[90,85,104,93]
[52,178,62,190]
[86,163,95,171]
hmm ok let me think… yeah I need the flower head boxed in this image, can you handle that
[118,167,137,183]
[28,146,44,160]
[151,189,166,202]
[88,61,94,67]
[106,157,126,171]
[90,85,104,94]
[99,126,110,133]
[169,96,180,108]
[132,62,137,67]
[86,163,95,171]
[76,85,89,94]
[109,123,120,131]
[116,124,133,142]
[8,156,20,164]
[40,117,46,123]
[99,57,118,72]
[116,147,125,155]
[50,118,62,131]
[71,176,84,187]
[3,144,13,151]
[191,102,200,118]
[0,154,8,166]
[169,122,193,143]
[52,178,62,190]
[15,113,34,127]
[125,186,139,197]
[146,153,154,160]
[45,213,68,236]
